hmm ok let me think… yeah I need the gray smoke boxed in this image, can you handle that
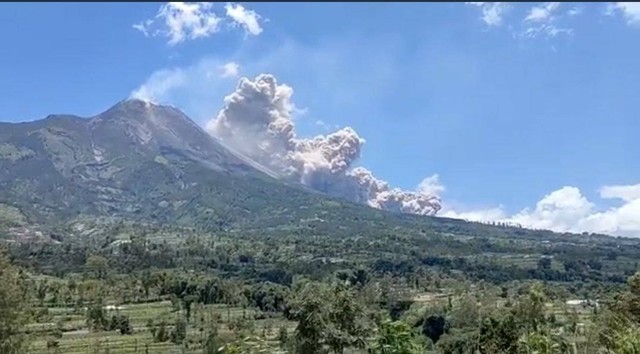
[206,74,442,216]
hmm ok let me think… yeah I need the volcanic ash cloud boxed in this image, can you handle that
[206,74,442,216]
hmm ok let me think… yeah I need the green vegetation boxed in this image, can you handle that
[2,218,640,353]
[2,100,640,353]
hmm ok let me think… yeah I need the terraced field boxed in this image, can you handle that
[26,300,296,354]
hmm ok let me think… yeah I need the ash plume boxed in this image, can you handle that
[206,74,442,216]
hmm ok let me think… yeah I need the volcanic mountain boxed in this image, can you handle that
[0,99,348,229]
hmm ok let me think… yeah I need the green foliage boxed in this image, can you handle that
[204,331,219,354]
[419,315,449,344]
[449,294,480,329]
[278,326,289,348]
[0,248,28,354]
[437,330,479,354]
[229,315,256,339]
[517,331,571,354]
[108,314,133,335]
[479,313,520,354]
[149,319,170,343]
[370,320,426,354]
[610,323,640,354]
[514,282,548,332]
[288,281,373,353]
[85,304,109,331]
[170,318,187,344]
[85,255,108,279]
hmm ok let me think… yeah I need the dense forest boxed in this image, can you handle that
[2,218,640,354]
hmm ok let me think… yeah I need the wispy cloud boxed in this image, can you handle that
[133,2,222,46]
[129,57,244,121]
[524,2,560,23]
[520,24,573,40]
[220,62,240,78]
[520,2,573,40]
[466,2,511,27]
[133,2,264,45]
[567,6,583,17]
[465,2,594,42]
[606,2,640,25]
[225,3,264,36]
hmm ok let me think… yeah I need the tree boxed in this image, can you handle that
[36,279,48,305]
[597,272,640,352]
[325,283,371,353]
[370,320,426,354]
[278,326,289,349]
[109,314,133,335]
[150,320,170,342]
[437,331,479,354]
[86,304,108,331]
[420,315,449,344]
[290,281,372,354]
[537,257,552,270]
[611,322,640,354]
[518,331,571,354]
[0,249,28,354]
[514,282,547,332]
[291,282,329,354]
[449,294,480,329]
[171,319,187,344]
[86,255,108,279]
[204,331,219,354]
[479,313,520,354]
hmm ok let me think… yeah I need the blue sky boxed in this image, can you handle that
[1,2,639,236]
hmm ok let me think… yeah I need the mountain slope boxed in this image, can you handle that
[0,99,333,227]
[0,99,627,246]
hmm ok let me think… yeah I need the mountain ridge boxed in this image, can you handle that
[1,99,410,233]
[0,99,626,243]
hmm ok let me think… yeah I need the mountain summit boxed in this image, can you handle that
[0,99,337,228]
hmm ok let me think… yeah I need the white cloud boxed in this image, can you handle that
[442,184,640,237]
[441,206,507,223]
[130,57,244,122]
[314,120,330,130]
[134,2,264,45]
[466,2,510,27]
[607,2,640,25]
[520,2,574,40]
[600,183,640,203]
[225,2,263,36]
[509,187,594,233]
[521,25,573,39]
[567,6,583,17]
[220,62,240,78]
[525,2,560,23]
[132,31,405,124]
[466,2,591,41]
[130,31,638,237]
[132,20,153,37]
[134,2,222,46]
